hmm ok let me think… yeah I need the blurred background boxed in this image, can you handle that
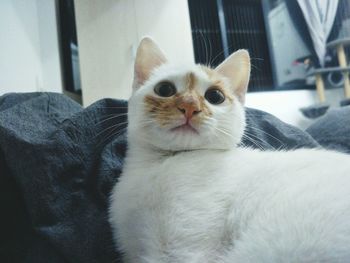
[1,0,350,127]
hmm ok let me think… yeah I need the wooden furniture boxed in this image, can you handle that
[306,66,350,102]
[327,38,350,100]
[300,38,350,118]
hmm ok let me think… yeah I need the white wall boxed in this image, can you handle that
[36,0,62,93]
[133,0,194,64]
[0,0,62,95]
[74,0,194,106]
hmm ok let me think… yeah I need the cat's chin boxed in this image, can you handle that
[170,123,199,135]
[140,130,238,152]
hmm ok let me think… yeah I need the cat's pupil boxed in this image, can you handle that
[154,82,177,97]
[205,88,225,104]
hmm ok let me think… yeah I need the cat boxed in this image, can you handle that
[109,37,350,263]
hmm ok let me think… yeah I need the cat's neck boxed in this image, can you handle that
[128,141,196,159]
[126,140,232,164]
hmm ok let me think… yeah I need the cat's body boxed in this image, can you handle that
[109,37,350,262]
[111,147,350,263]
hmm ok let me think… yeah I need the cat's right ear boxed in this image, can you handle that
[215,50,250,103]
[133,37,167,90]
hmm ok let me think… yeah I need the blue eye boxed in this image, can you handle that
[154,82,177,97]
[205,88,225,104]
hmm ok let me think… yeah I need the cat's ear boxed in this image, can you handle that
[133,37,167,90]
[215,50,250,103]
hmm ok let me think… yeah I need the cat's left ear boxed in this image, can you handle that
[215,50,250,103]
[133,37,167,90]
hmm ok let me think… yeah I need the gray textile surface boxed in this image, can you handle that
[306,106,350,153]
[0,92,348,263]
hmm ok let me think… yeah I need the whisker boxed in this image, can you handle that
[95,121,128,138]
[246,125,285,145]
[209,43,237,66]
[97,126,128,147]
[251,57,264,61]
[206,33,213,67]
[95,106,128,110]
[241,134,265,151]
[243,132,274,151]
[93,114,128,126]
[212,126,235,140]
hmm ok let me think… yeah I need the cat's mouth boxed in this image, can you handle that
[170,123,199,134]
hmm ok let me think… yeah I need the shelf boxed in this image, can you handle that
[306,66,350,77]
[327,38,350,49]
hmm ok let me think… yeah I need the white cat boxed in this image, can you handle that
[109,37,350,263]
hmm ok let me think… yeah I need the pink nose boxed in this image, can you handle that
[177,100,201,119]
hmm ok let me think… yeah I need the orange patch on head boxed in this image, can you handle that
[144,80,212,127]
[144,95,179,126]
[185,72,196,90]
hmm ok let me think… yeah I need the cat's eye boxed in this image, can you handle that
[154,82,177,97]
[205,88,225,105]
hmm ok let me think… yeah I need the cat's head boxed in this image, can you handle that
[127,37,250,151]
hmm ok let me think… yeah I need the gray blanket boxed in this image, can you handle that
[0,92,349,263]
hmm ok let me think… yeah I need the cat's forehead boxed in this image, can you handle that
[149,63,226,92]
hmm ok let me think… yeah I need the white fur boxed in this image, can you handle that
[128,63,245,152]
[109,61,350,262]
